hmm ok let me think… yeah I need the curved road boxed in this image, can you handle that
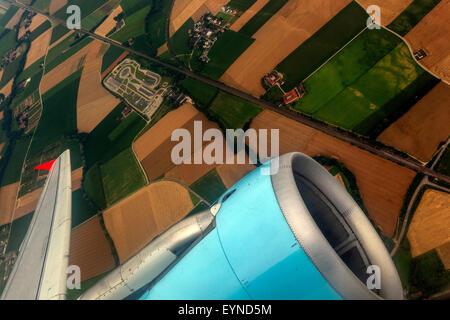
[9,0,450,186]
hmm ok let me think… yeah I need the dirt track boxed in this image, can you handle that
[231,0,269,32]
[95,5,122,37]
[103,180,194,263]
[221,0,352,97]
[24,27,52,69]
[407,189,450,258]
[405,0,450,83]
[76,40,121,133]
[378,82,450,163]
[251,110,416,237]
[358,0,413,25]
[0,182,19,226]
[70,215,116,281]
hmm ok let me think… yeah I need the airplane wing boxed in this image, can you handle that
[1,150,72,300]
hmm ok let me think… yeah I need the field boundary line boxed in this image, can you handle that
[302,26,368,83]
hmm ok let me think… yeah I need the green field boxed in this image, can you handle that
[72,189,98,228]
[121,0,151,15]
[53,0,110,20]
[101,147,146,205]
[170,18,194,56]
[0,43,28,88]
[228,0,257,12]
[239,0,288,37]
[0,135,32,186]
[179,77,218,109]
[5,212,34,254]
[84,163,107,209]
[189,169,227,204]
[110,5,152,42]
[50,24,70,44]
[101,45,125,72]
[31,0,51,12]
[388,0,441,36]
[194,30,254,79]
[0,6,19,27]
[0,30,18,58]
[276,1,368,89]
[28,70,82,158]
[291,28,437,135]
[29,20,51,41]
[84,104,146,167]
[45,35,93,72]
[208,92,262,129]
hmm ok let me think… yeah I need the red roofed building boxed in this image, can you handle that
[264,71,284,87]
[283,88,300,105]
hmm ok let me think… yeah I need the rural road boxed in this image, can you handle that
[8,0,450,186]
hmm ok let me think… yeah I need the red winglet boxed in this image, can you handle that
[35,159,57,171]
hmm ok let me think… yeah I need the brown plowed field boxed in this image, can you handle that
[70,215,116,281]
[40,42,91,94]
[49,0,67,15]
[0,182,19,226]
[24,27,52,69]
[205,0,228,14]
[405,0,450,83]
[407,189,450,258]
[103,180,194,263]
[220,0,352,97]
[251,110,416,237]
[133,103,220,181]
[358,0,413,25]
[95,5,122,37]
[378,82,450,163]
[76,40,121,133]
[230,0,269,32]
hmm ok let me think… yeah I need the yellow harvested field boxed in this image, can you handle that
[5,8,24,29]
[378,82,450,163]
[0,182,19,226]
[0,78,14,98]
[95,5,122,37]
[13,168,84,219]
[221,0,352,97]
[205,0,228,14]
[133,103,220,181]
[24,28,52,70]
[436,242,450,270]
[191,4,209,22]
[170,0,228,36]
[405,0,450,83]
[70,215,116,281]
[358,0,414,25]
[41,42,91,94]
[231,0,270,32]
[49,0,67,15]
[18,14,48,39]
[407,189,450,258]
[251,110,416,237]
[103,180,194,263]
[77,40,121,133]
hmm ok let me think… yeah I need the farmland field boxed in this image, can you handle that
[110,5,151,42]
[0,136,32,187]
[101,45,126,73]
[101,147,146,206]
[208,92,262,129]
[276,1,367,89]
[72,189,98,228]
[179,77,218,108]
[170,18,194,56]
[292,28,438,135]
[194,30,254,79]
[238,0,288,37]
[189,168,227,204]
[388,0,441,36]
[84,164,107,209]
[103,180,195,262]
